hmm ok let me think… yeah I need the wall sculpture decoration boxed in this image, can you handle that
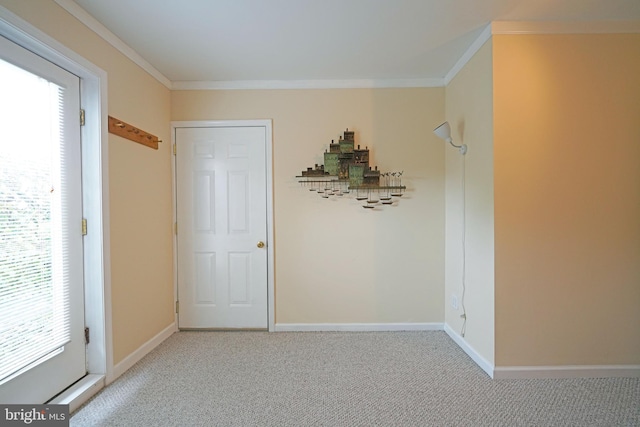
[297,129,405,209]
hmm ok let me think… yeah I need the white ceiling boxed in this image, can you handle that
[67,0,640,87]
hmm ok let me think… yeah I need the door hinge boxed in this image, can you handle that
[80,109,86,126]
[173,144,177,155]
[84,327,90,344]
[82,218,88,236]
[175,301,179,313]
[174,222,178,235]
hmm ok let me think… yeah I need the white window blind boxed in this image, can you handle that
[0,58,71,383]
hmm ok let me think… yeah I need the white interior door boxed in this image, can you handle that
[176,126,268,329]
[0,35,85,403]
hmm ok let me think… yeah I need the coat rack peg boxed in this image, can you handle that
[108,115,159,150]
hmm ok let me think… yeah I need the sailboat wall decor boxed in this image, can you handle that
[297,129,406,209]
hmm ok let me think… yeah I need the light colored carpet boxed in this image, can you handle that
[71,331,640,426]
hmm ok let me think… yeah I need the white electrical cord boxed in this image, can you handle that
[460,153,467,337]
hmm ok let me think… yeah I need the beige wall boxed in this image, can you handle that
[494,34,640,366]
[445,41,495,364]
[7,0,636,372]
[1,0,175,364]
[172,88,446,324]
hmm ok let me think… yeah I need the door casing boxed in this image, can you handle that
[171,120,275,331]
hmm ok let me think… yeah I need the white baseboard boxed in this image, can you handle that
[443,323,640,379]
[494,365,640,379]
[110,322,176,383]
[274,323,444,332]
[444,323,495,378]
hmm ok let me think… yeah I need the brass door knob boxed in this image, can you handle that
[257,241,265,248]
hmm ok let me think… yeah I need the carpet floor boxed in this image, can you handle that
[71,331,640,426]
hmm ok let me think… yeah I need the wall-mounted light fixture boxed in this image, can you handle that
[433,121,467,155]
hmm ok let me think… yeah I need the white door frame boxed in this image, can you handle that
[0,5,113,407]
[172,120,275,331]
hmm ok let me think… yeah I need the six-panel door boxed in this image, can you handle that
[176,126,268,329]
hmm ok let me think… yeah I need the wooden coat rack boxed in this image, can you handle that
[108,116,161,150]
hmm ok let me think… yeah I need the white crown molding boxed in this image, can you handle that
[443,20,640,85]
[45,3,640,92]
[172,78,444,91]
[444,24,492,86]
[274,323,444,332]
[491,20,640,35]
[53,0,172,89]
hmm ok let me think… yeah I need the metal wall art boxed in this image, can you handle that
[297,129,405,209]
